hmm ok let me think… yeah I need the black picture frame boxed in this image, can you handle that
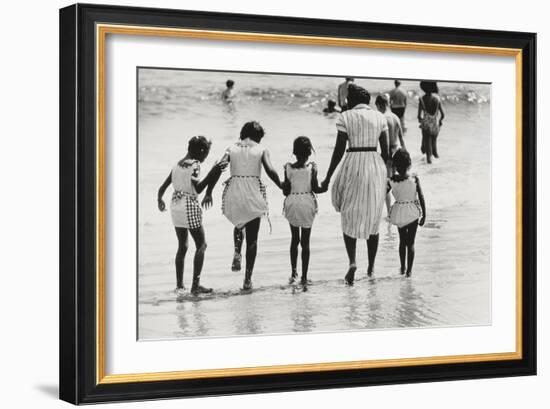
[59,3,536,404]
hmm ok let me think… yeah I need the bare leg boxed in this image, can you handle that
[289,225,300,283]
[300,227,312,284]
[397,226,407,275]
[405,221,419,277]
[243,218,261,290]
[422,129,432,163]
[232,227,244,271]
[366,233,379,276]
[189,227,212,294]
[174,227,189,289]
[343,233,357,285]
[432,134,439,158]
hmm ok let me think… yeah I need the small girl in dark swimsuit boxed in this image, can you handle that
[418,81,445,164]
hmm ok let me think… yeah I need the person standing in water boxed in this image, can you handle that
[221,121,283,290]
[282,136,326,290]
[387,149,426,277]
[321,84,390,285]
[337,77,354,111]
[418,80,445,164]
[323,99,341,114]
[389,80,408,132]
[157,136,228,296]
[221,79,235,103]
[375,94,406,216]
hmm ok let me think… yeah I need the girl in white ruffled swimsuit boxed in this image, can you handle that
[387,149,427,277]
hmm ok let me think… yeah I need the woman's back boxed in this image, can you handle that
[337,104,387,148]
[421,94,440,116]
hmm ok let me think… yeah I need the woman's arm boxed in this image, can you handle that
[438,100,445,126]
[321,131,348,189]
[310,163,324,194]
[262,149,283,189]
[416,176,427,226]
[379,130,389,162]
[397,122,406,151]
[417,100,423,122]
[157,172,172,211]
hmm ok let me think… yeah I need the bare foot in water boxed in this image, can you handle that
[231,253,242,272]
[367,266,374,277]
[191,285,213,296]
[288,270,298,284]
[345,264,357,285]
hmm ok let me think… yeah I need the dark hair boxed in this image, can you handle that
[394,79,401,87]
[293,136,314,159]
[420,80,439,94]
[226,79,234,88]
[392,149,412,175]
[347,83,371,108]
[240,121,265,142]
[375,94,389,107]
[188,135,212,159]
[345,77,355,82]
[327,99,336,107]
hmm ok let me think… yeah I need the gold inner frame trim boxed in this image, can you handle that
[95,23,523,385]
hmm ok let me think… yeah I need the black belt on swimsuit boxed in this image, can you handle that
[346,147,377,152]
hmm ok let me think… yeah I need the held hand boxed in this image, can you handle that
[282,180,291,196]
[419,216,426,226]
[201,194,213,210]
[321,178,330,191]
[216,160,229,173]
[158,198,166,212]
[439,120,443,127]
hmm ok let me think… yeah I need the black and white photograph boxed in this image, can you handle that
[138,68,491,340]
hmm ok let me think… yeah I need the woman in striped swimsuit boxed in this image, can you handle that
[221,121,283,290]
[157,136,227,296]
[321,84,390,285]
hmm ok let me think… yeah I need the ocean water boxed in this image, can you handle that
[137,69,491,340]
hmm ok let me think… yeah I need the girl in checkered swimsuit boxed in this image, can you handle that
[282,137,326,289]
[157,136,227,296]
[220,121,283,291]
[387,150,426,277]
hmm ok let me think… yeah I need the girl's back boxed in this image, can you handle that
[171,159,199,195]
[286,164,313,193]
[283,163,317,229]
[228,139,264,177]
[222,138,269,228]
[390,176,417,202]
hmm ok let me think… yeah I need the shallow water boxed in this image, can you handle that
[137,69,491,340]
